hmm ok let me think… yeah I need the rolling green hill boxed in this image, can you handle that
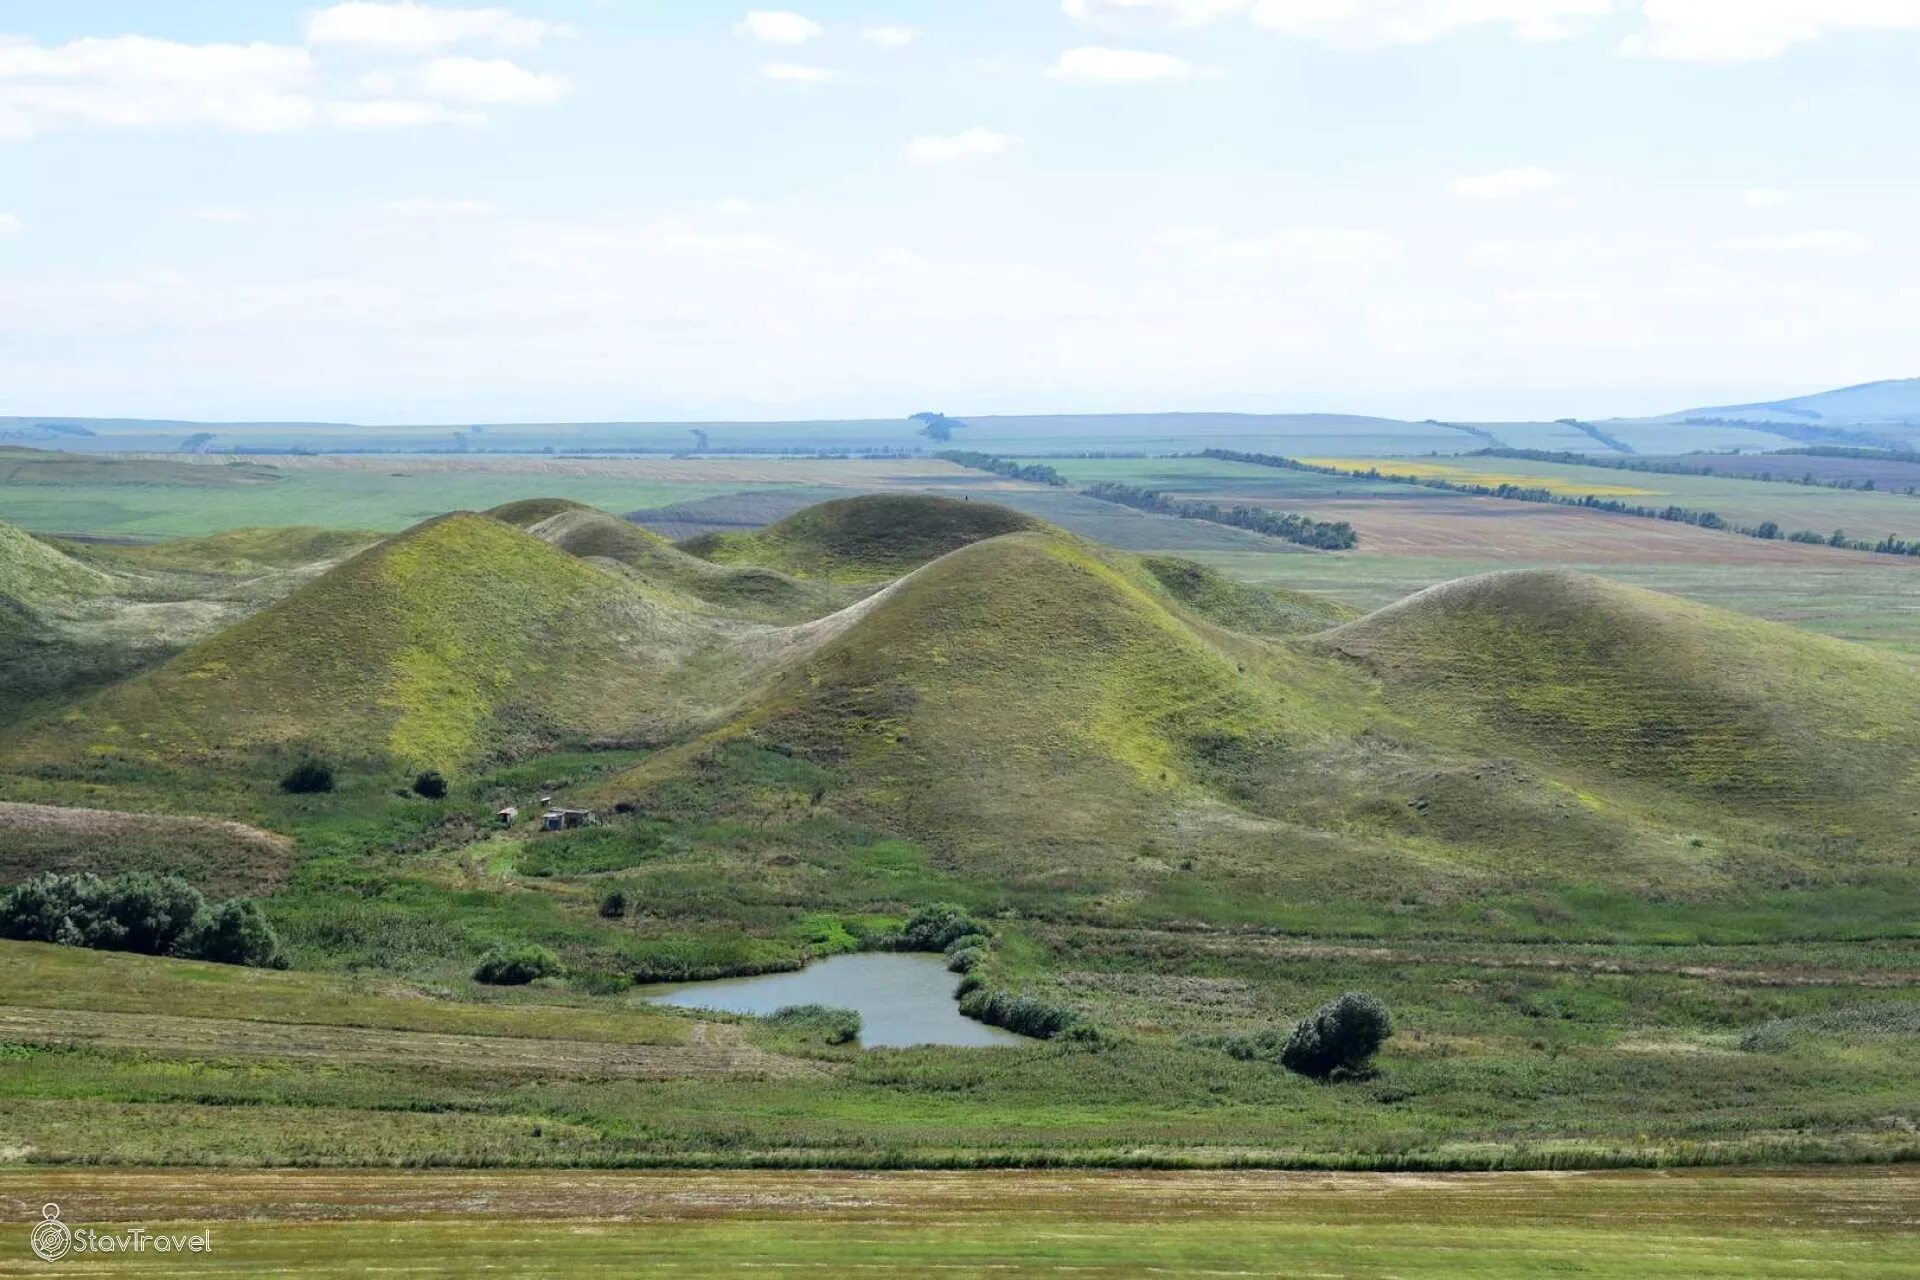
[680,494,1044,582]
[1314,570,1920,823]
[506,502,857,623]
[20,513,742,769]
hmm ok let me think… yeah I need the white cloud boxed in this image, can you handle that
[862,26,917,46]
[1062,0,1249,29]
[325,98,485,127]
[759,62,836,83]
[905,127,1018,164]
[1156,225,1400,266]
[378,197,499,216]
[1451,167,1569,199]
[0,213,21,236]
[410,55,570,104]
[715,197,765,216]
[182,208,258,224]
[1629,1,1920,62]
[305,3,558,53]
[1744,187,1791,207]
[0,35,317,136]
[736,11,824,44]
[1048,46,1199,82]
[1719,228,1873,254]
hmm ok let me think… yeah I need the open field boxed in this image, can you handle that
[0,454,989,538]
[1030,454,1920,654]
[1640,451,1920,490]
[0,1168,1912,1277]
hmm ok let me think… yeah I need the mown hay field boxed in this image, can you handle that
[0,1167,1912,1278]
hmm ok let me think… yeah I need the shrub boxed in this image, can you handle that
[1279,992,1393,1079]
[0,873,284,968]
[473,942,562,985]
[899,903,985,953]
[0,872,205,956]
[957,987,1076,1039]
[764,1003,861,1046]
[180,899,287,969]
[943,932,990,957]
[946,945,985,974]
[280,758,335,794]
[411,770,449,799]
[598,888,629,919]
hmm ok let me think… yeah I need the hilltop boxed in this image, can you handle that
[680,494,1044,582]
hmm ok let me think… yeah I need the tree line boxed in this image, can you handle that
[1470,447,1916,495]
[1084,480,1358,550]
[936,451,1070,487]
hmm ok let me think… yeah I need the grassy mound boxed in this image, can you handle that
[680,494,1045,582]
[519,505,857,623]
[0,521,112,605]
[27,513,734,768]
[486,497,597,528]
[600,530,1318,883]
[1141,556,1357,637]
[1315,569,1920,823]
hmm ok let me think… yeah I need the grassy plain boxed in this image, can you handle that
[1,1168,1913,1278]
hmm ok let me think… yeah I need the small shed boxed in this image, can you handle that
[495,806,519,827]
[542,808,595,832]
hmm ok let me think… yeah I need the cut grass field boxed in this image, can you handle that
[0,1168,1912,1278]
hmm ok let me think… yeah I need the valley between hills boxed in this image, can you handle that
[0,493,1914,1173]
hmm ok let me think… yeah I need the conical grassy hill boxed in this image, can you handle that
[680,494,1044,582]
[28,513,735,769]
[508,503,857,623]
[1315,569,1920,828]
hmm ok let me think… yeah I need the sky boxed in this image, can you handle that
[1,1,1918,424]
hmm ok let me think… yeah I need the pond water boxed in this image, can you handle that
[641,952,1025,1048]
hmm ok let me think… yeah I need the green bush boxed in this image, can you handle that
[0,872,284,969]
[280,758,335,794]
[0,872,205,956]
[1280,992,1393,1079]
[598,888,629,919]
[179,899,287,969]
[943,932,990,956]
[899,903,985,952]
[411,770,449,799]
[946,945,985,974]
[957,987,1076,1039]
[764,1003,861,1045]
[473,942,562,985]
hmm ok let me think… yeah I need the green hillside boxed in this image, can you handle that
[22,513,738,769]
[1141,555,1358,637]
[1315,570,1920,825]
[680,494,1044,582]
[0,520,112,604]
[510,503,855,623]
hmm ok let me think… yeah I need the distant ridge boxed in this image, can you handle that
[1638,377,1920,429]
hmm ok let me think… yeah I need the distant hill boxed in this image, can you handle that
[1639,378,1920,430]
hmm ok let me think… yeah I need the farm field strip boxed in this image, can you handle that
[0,1006,801,1081]
[0,1168,1911,1278]
[1300,457,1664,497]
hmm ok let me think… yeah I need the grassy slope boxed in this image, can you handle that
[1316,570,1920,827]
[515,504,858,623]
[1141,554,1358,637]
[13,513,733,770]
[681,494,1044,582]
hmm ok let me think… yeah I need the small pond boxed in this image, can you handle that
[641,952,1025,1048]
